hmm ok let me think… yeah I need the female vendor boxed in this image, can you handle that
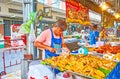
[34,19,70,59]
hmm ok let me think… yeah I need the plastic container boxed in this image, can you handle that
[78,47,88,55]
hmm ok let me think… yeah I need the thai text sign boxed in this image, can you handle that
[66,0,90,25]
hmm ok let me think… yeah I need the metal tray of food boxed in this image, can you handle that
[41,55,117,79]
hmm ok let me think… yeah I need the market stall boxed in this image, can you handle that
[21,0,120,79]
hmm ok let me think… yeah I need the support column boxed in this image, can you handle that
[21,0,36,79]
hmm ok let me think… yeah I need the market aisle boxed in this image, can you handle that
[2,70,21,79]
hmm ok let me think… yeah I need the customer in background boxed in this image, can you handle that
[100,27,107,41]
[89,24,99,45]
[117,26,120,37]
[80,30,86,43]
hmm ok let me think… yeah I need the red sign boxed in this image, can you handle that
[66,0,90,25]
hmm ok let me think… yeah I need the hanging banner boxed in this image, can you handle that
[66,0,90,25]
[102,13,114,28]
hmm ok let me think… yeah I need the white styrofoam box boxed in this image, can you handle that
[4,50,11,67]
[10,50,17,65]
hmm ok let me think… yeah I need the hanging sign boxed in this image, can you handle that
[102,14,114,28]
[66,0,90,25]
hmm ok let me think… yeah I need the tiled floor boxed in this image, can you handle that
[2,70,21,79]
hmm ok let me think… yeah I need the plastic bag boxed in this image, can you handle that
[28,64,54,79]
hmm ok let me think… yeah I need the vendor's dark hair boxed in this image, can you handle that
[93,24,98,29]
[54,19,67,31]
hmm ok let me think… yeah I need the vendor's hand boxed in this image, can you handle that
[48,47,56,53]
[62,47,70,54]
[60,47,70,58]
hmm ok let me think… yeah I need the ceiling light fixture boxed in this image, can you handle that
[100,2,109,11]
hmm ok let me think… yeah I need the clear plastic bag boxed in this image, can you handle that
[28,64,54,79]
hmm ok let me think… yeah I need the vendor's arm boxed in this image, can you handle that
[34,30,56,53]
[34,41,56,53]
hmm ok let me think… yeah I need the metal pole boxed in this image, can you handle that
[21,0,33,79]
[21,0,29,79]
[21,59,29,79]
[21,0,38,78]
[30,0,37,60]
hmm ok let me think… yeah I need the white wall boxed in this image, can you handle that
[0,18,3,22]
[0,3,22,18]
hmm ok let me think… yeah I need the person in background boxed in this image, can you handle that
[100,27,107,41]
[89,24,99,45]
[34,19,70,59]
[117,26,120,37]
[80,30,86,43]
[81,30,85,40]
[43,26,49,31]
